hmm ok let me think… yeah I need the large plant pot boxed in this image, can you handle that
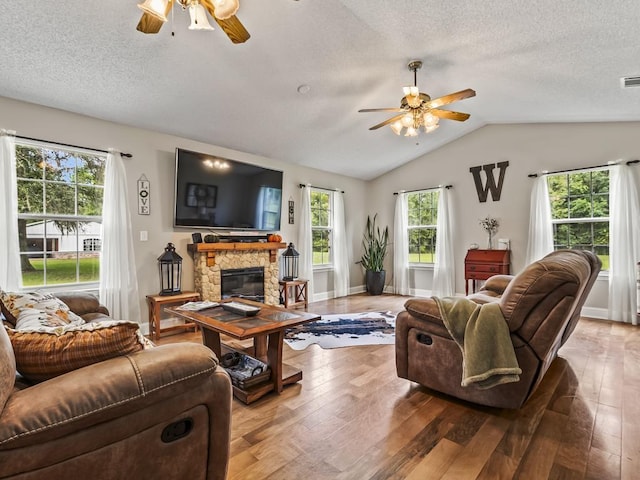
[366,270,386,295]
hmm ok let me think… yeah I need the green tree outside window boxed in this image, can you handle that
[407,190,439,264]
[310,190,332,265]
[547,169,609,269]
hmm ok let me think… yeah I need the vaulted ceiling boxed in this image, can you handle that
[1,1,640,180]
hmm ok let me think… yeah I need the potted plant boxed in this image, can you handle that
[359,214,389,295]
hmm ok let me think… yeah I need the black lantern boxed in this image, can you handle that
[158,243,182,295]
[282,243,300,281]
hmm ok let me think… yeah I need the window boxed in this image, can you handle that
[407,189,439,264]
[16,142,105,287]
[310,189,332,266]
[256,186,282,230]
[83,238,102,252]
[547,169,609,269]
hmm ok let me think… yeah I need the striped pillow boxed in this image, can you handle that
[7,312,145,382]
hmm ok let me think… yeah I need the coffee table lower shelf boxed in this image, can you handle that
[231,363,302,404]
[166,299,320,405]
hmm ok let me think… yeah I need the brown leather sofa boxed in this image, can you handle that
[395,249,601,409]
[0,292,232,479]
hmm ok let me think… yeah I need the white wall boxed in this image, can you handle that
[4,95,638,320]
[0,96,368,323]
[368,122,640,317]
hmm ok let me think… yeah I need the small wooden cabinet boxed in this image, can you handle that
[464,249,510,295]
[146,291,200,340]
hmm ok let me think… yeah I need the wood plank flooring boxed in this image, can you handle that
[156,294,640,479]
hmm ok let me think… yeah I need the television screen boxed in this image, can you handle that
[174,148,283,231]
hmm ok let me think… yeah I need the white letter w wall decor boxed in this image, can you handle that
[469,161,509,202]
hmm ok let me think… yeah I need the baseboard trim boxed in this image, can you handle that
[581,306,609,320]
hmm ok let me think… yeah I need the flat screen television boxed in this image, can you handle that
[174,148,283,231]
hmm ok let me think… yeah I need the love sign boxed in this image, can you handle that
[138,174,150,215]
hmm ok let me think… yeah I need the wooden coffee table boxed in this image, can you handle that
[167,298,320,404]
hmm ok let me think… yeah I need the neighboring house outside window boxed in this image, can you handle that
[310,189,332,266]
[408,189,440,264]
[16,141,105,287]
[547,168,609,270]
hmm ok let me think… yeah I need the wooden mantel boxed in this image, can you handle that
[188,242,287,267]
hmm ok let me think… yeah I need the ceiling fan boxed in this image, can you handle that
[136,0,250,44]
[359,60,476,137]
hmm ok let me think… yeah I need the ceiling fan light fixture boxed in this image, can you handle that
[401,113,413,128]
[212,0,239,20]
[188,2,214,30]
[404,126,418,137]
[402,86,419,97]
[138,0,170,21]
[423,111,439,127]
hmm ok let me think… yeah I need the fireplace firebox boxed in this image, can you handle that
[221,267,265,302]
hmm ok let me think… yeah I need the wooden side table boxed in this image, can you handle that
[146,291,200,340]
[464,249,510,295]
[278,279,308,309]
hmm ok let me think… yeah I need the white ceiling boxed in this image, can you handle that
[1,1,640,180]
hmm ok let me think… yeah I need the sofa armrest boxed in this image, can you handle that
[56,292,110,317]
[404,297,445,326]
[396,298,452,380]
[400,298,452,338]
[0,343,227,450]
[481,274,514,295]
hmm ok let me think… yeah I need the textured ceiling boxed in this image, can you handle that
[1,1,640,180]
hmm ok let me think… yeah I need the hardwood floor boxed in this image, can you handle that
[157,294,640,479]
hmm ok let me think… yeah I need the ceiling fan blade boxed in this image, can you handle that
[201,0,250,43]
[425,88,476,110]
[215,16,251,43]
[369,113,406,131]
[359,108,405,113]
[431,109,471,122]
[136,0,173,34]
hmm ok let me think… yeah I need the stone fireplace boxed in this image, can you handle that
[188,242,285,305]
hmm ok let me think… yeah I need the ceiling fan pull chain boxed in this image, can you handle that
[171,0,175,36]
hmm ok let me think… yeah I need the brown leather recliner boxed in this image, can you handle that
[395,249,601,409]
[0,293,232,480]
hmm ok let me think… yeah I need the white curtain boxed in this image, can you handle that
[432,187,455,297]
[298,185,314,301]
[99,150,141,322]
[0,130,21,290]
[332,191,350,297]
[608,164,640,324]
[393,192,410,295]
[525,175,554,265]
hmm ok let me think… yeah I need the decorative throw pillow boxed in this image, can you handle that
[0,325,16,411]
[0,289,84,325]
[0,297,15,327]
[7,314,146,383]
[14,308,74,329]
